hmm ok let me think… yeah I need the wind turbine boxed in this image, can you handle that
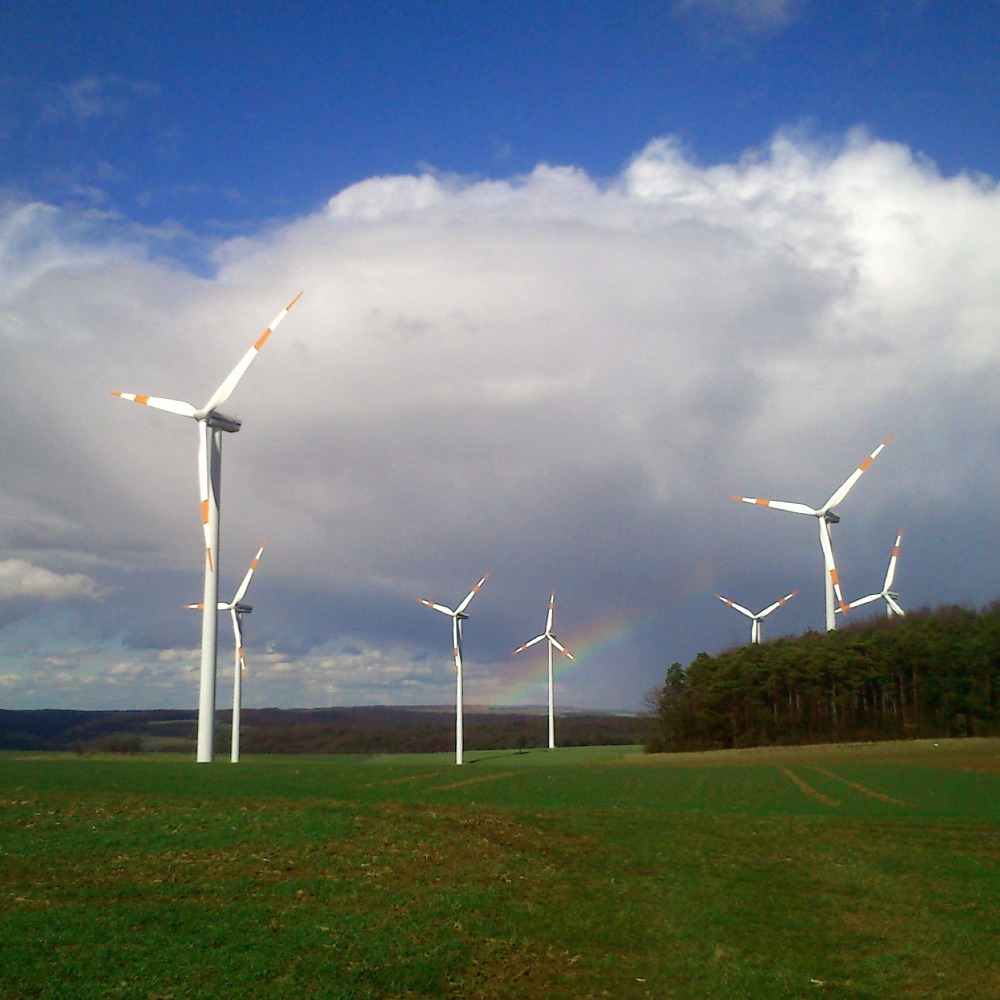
[112,293,301,762]
[715,589,798,644]
[418,574,489,765]
[841,528,906,618]
[186,539,266,763]
[513,591,575,750]
[732,433,894,632]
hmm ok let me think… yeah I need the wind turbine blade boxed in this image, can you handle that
[184,603,204,610]
[201,292,303,413]
[758,590,798,619]
[819,521,848,615]
[455,573,489,615]
[731,496,818,516]
[822,432,895,512]
[715,594,755,619]
[231,609,246,675]
[513,634,546,654]
[545,592,555,633]
[419,599,456,617]
[844,593,881,610]
[198,422,214,572]
[886,596,906,617]
[230,607,243,646]
[453,617,463,672]
[233,540,267,604]
[550,637,575,660]
[111,392,197,418]
[884,529,904,591]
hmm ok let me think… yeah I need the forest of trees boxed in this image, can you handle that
[647,603,1000,753]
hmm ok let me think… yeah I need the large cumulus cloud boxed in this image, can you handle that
[1,129,998,711]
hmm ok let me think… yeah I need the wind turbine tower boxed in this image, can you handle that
[419,574,489,765]
[113,293,301,762]
[187,539,267,763]
[514,591,576,749]
[732,433,894,632]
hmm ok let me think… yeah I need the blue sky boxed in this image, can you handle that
[4,2,998,235]
[2,0,1000,714]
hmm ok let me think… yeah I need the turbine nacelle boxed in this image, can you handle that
[202,410,242,433]
[824,511,841,525]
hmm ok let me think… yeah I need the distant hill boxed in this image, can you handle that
[0,705,651,755]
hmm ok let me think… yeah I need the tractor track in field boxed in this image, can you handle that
[806,765,907,805]
[776,765,840,807]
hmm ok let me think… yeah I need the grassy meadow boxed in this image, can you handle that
[1,739,998,999]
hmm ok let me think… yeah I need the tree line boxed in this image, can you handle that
[0,706,648,754]
[647,603,1000,753]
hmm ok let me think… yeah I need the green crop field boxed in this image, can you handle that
[2,739,998,999]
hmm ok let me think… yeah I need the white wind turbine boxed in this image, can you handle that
[732,433,894,633]
[841,528,906,618]
[513,591,575,750]
[715,589,798,644]
[186,539,267,764]
[112,293,301,762]
[419,574,489,765]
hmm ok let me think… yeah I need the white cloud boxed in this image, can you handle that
[673,0,800,41]
[1,129,999,711]
[0,560,100,602]
[42,77,160,129]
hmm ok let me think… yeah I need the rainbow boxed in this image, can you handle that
[483,562,724,707]
[486,612,634,707]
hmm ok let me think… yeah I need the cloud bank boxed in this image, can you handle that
[1,128,998,711]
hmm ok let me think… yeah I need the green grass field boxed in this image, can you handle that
[2,739,998,999]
